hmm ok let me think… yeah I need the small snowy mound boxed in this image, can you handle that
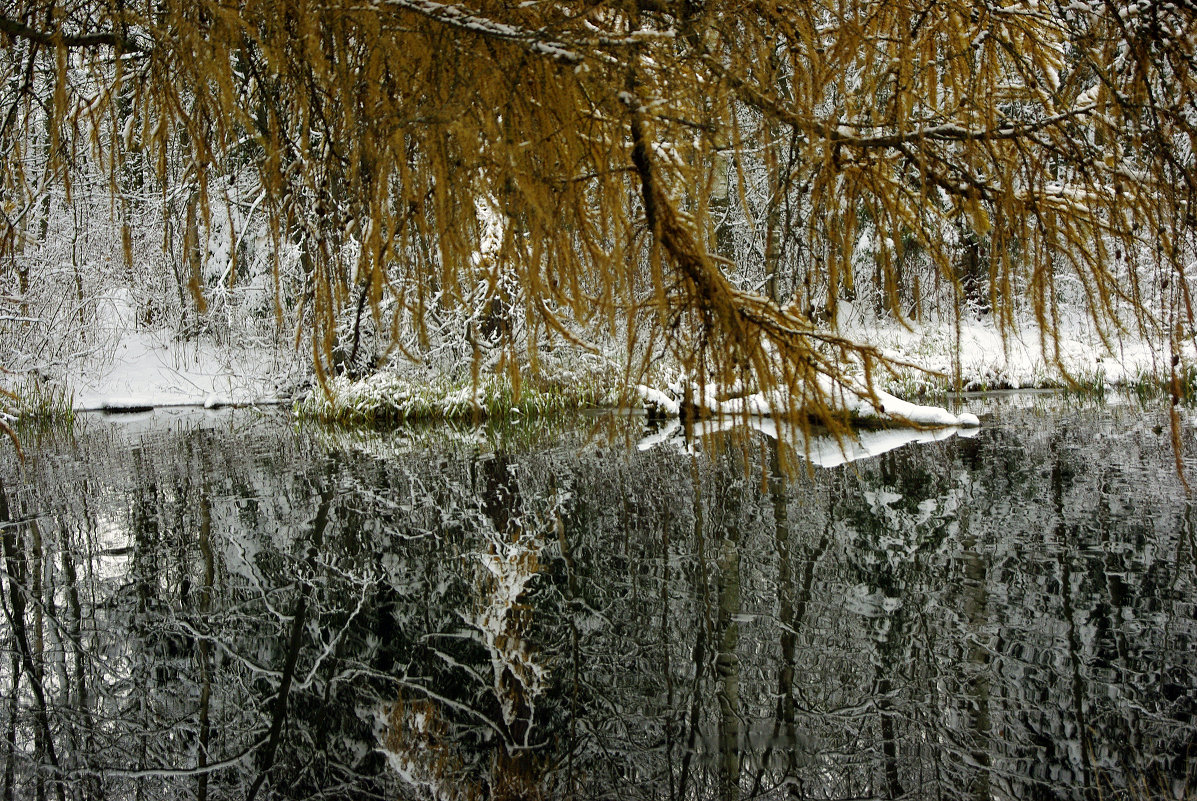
[634,384,680,418]
[849,387,980,428]
[98,398,156,414]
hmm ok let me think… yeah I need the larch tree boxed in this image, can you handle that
[1,0,1195,432]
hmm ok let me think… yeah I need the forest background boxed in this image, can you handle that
[1,0,1195,433]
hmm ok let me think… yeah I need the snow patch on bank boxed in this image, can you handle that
[63,290,300,410]
[52,289,1181,424]
[841,309,1187,392]
[628,307,1185,433]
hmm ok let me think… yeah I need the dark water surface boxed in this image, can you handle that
[1,401,1195,800]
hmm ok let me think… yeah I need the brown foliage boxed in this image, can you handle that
[1,0,1194,424]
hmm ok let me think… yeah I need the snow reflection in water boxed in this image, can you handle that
[1,404,1195,800]
[640,414,978,467]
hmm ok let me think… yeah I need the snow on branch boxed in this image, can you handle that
[372,0,673,64]
[373,0,585,63]
[0,13,148,52]
[823,104,1101,147]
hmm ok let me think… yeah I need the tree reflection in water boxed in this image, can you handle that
[1,405,1195,800]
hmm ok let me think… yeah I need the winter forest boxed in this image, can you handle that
[1,0,1195,422]
[2,1,1197,800]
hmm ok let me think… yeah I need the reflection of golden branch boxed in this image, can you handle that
[384,694,481,801]
[382,532,548,800]
[473,539,545,740]
[0,418,20,460]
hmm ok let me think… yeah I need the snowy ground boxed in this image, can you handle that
[62,290,302,411]
[842,307,1186,393]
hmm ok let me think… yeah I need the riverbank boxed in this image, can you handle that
[298,316,1189,428]
[4,312,1191,427]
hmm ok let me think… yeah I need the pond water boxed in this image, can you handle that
[1,401,1195,800]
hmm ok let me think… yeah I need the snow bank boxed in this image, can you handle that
[65,290,299,411]
[634,384,679,417]
[844,312,1187,393]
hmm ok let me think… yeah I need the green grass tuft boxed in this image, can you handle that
[3,377,75,427]
[295,368,619,427]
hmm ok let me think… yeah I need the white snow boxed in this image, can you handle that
[848,385,973,427]
[634,384,680,417]
[63,290,299,411]
[34,277,1178,430]
[842,311,1187,393]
